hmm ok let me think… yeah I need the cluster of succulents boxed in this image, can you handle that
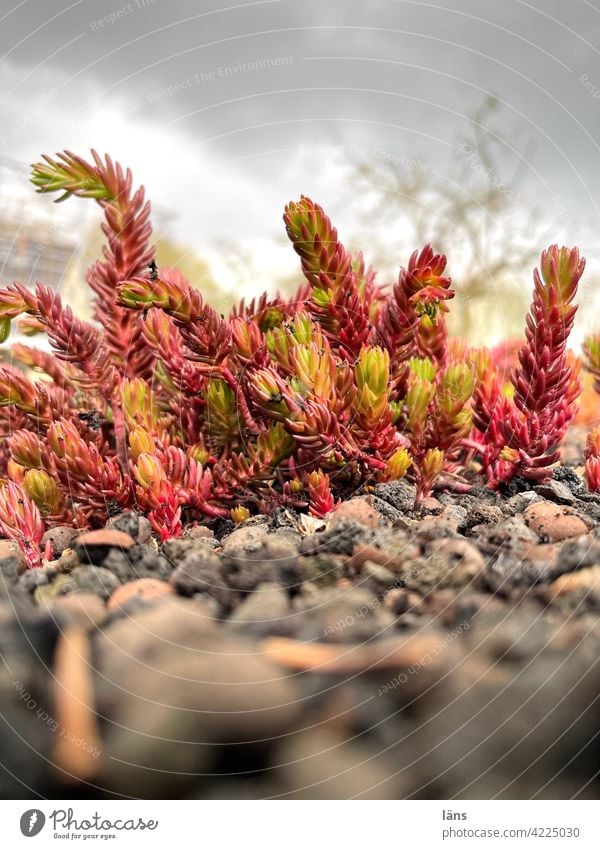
[0,150,597,567]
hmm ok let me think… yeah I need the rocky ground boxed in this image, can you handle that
[2,440,600,799]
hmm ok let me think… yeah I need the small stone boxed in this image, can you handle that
[392,516,418,532]
[75,529,135,565]
[346,543,403,574]
[55,548,80,573]
[546,566,600,600]
[18,566,55,594]
[226,583,293,638]
[183,524,215,540]
[331,497,379,528]
[45,593,107,628]
[221,522,269,554]
[75,542,171,585]
[440,504,469,527]
[34,573,75,604]
[55,565,120,600]
[401,539,485,593]
[384,587,423,615]
[372,480,416,513]
[551,466,585,496]
[300,553,345,587]
[535,479,576,505]
[170,549,239,611]
[368,496,404,523]
[108,578,174,611]
[162,537,212,563]
[107,511,153,544]
[300,518,364,556]
[94,601,300,796]
[41,526,78,559]
[478,517,541,552]
[362,562,399,593]
[524,501,590,542]
[137,516,153,544]
[415,515,459,540]
[419,497,443,515]
[461,504,504,533]
[294,586,395,643]
[558,535,600,571]
[0,540,28,579]
[504,491,540,515]
[524,543,561,571]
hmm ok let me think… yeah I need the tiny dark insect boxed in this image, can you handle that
[78,410,102,430]
[106,499,120,517]
[148,259,159,281]
[270,392,283,403]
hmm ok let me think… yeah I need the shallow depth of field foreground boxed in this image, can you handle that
[0,151,599,800]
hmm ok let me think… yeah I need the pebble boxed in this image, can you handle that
[107,578,174,611]
[419,496,444,515]
[75,529,136,565]
[45,593,107,628]
[94,601,301,796]
[535,479,576,505]
[345,543,403,574]
[331,497,380,528]
[169,548,240,611]
[300,518,365,556]
[220,522,269,554]
[54,566,120,601]
[183,524,216,540]
[524,501,590,542]
[372,480,417,513]
[0,541,28,580]
[401,538,485,593]
[225,582,294,638]
[293,586,395,643]
[461,503,504,533]
[107,511,153,544]
[41,526,79,559]
[546,566,600,600]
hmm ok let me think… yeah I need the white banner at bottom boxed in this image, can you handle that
[0,800,598,848]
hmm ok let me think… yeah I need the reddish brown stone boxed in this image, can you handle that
[523,501,590,542]
[108,578,174,610]
[523,542,561,565]
[76,529,135,549]
[546,566,600,600]
[331,497,379,528]
[346,544,403,573]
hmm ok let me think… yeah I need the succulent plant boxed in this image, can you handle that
[473,246,584,485]
[0,150,590,566]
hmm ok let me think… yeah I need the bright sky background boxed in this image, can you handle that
[1,0,600,340]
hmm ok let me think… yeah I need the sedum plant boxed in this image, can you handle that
[0,150,589,566]
[474,245,584,486]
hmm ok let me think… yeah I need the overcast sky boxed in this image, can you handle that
[1,0,600,313]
